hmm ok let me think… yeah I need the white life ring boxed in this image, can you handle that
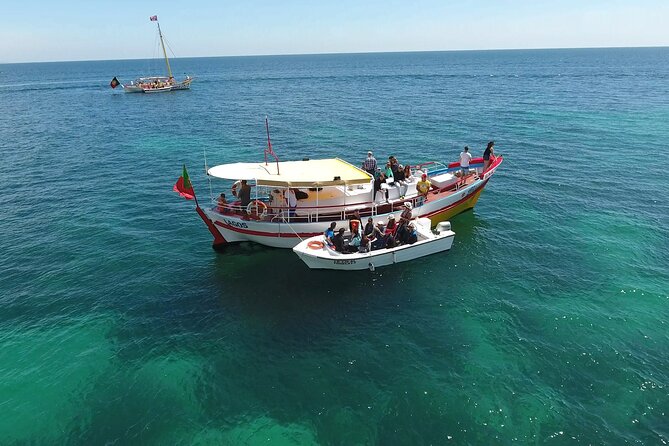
[231,180,241,197]
[246,200,268,218]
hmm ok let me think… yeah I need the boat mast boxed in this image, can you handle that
[156,20,173,79]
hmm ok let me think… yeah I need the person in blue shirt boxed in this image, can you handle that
[324,222,337,247]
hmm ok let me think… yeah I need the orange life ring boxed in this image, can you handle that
[308,240,325,250]
[246,200,268,217]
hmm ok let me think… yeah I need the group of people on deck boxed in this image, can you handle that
[365,141,497,198]
[323,202,418,254]
[364,151,432,203]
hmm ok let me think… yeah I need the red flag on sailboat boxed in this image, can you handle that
[173,165,195,200]
[150,15,158,21]
[110,77,120,89]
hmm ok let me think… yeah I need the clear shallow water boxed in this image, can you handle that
[1,48,668,444]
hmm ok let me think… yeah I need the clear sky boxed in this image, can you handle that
[1,0,667,63]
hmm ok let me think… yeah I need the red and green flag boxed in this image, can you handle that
[110,77,120,89]
[173,165,195,200]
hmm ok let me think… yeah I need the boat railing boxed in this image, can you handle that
[209,196,417,223]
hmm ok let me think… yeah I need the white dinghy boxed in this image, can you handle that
[293,218,455,270]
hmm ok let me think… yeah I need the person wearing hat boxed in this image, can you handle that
[396,202,413,244]
[416,173,431,204]
[362,151,377,175]
[405,222,418,245]
[370,221,387,250]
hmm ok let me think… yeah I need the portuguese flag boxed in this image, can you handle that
[110,76,120,89]
[173,165,195,200]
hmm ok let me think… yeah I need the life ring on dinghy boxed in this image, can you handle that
[231,180,241,197]
[308,240,325,249]
[246,200,268,217]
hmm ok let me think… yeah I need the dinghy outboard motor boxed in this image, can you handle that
[434,221,451,235]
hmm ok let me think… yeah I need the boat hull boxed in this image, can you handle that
[200,177,484,249]
[292,219,455,270]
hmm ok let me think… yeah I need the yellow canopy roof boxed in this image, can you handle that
[207,158,372,187]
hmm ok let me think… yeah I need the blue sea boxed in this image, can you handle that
[1,48,668,444]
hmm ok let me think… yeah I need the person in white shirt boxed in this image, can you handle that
[459,146,473,185]
[287,188,298,218]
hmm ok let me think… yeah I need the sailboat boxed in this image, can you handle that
[121,15,192,93]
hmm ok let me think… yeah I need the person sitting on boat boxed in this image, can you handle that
[217,193,227,213]
[416,173,431,204]
[374,172,388,202]
[394,164,408,198]
[359,233,371,253]
[346,229,362,253]
[324,222,337,247]
[385,215,398,235]
[363,217,375,237]
[405,223,418,245]
[362,151,377,175]
[396,202,413,244]
[389,156,400,177]
[403,164,413,182]
[370,221,387,250]
[384,162,394,182]
[332,228,346,253]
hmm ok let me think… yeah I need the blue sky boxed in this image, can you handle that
[1,0,667,63]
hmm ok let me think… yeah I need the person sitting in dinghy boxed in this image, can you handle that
[405,223,418,244]
[324,222,337,247]
[332,228,346,253]
[370,221,387,251]
[396,202,413,243]
[346,229,362,253]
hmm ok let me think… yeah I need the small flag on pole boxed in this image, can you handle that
[150,15,158,21]
[173,165,195,200]
[110,77,120,89]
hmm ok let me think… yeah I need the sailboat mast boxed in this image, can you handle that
[156,21,173,79]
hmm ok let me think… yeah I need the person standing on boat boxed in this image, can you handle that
[238,180,252,208]
[416,173,431,204]
[362,151,377,175]
[459,146,472,185]
[287,188,298,219]
[483,141,495,173]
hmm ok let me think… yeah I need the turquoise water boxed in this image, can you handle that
[1,48,668,444]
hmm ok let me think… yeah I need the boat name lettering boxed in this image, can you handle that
[334,259,356,265]
[223,219,248,229]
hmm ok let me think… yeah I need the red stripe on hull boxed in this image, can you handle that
[214,220,321,239]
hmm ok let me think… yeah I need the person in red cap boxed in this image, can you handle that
[416,173,431,204]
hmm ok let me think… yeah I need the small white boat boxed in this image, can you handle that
[293,218,455,270]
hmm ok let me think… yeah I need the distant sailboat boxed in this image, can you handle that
[113,15,192,93]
